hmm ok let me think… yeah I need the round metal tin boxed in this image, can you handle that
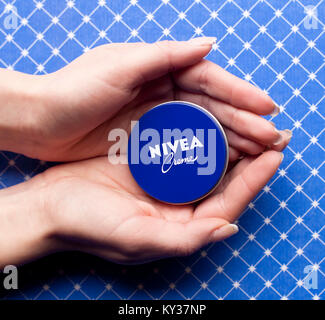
[127,101,229,205]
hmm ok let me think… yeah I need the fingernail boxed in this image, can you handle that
[273,129,282,145]
[189,37,217,47]
[284,129,292,139]
[212,224,239,241]
[280,153,284,162]
[270,103,280,117]
[273,129,292,145]
[269,121,276,127]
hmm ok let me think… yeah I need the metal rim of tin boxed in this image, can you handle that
[128,100,229,205]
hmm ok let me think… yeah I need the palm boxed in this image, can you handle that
[43,151,282,264]
[74,75,178,159]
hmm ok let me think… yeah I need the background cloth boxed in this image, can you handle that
[0,0,324,300]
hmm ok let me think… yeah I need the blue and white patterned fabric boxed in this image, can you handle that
[0,0,324,300]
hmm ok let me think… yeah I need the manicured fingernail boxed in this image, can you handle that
[271,103,280,117]
[273,129,282,145]
[189,37,217,47]
[212,224,239,241]
[280,153,284,162]
[284,129,292,139]
[273,129,292,145]
[273,130,284,145]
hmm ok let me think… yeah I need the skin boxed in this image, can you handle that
[0,38,292,268]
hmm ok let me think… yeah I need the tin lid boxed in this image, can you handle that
[128,101,229,204]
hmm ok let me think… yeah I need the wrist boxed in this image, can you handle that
[0,69,46,157]
[0,177,59,268]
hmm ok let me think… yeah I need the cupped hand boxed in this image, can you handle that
[35,150,283,264]
[24,38,290,161]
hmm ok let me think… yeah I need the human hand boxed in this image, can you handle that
[0,38,291,161]
[0,150,284,266]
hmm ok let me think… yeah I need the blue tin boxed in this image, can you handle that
[128,101,229,204]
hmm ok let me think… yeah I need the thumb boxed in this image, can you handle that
[108,37,216,88]
[124,216,238,259]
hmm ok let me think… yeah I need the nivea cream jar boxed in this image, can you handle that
[128,101,229,204]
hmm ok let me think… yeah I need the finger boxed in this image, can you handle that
[224,127,265,155]
[115,216,238,260]
[214,155,258,194]
[177,90,280,145]
[195,151,283,222]
[270,129,292,151]
[108,38,216,88]
[229,146,241,162]
[174,59,278,115]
